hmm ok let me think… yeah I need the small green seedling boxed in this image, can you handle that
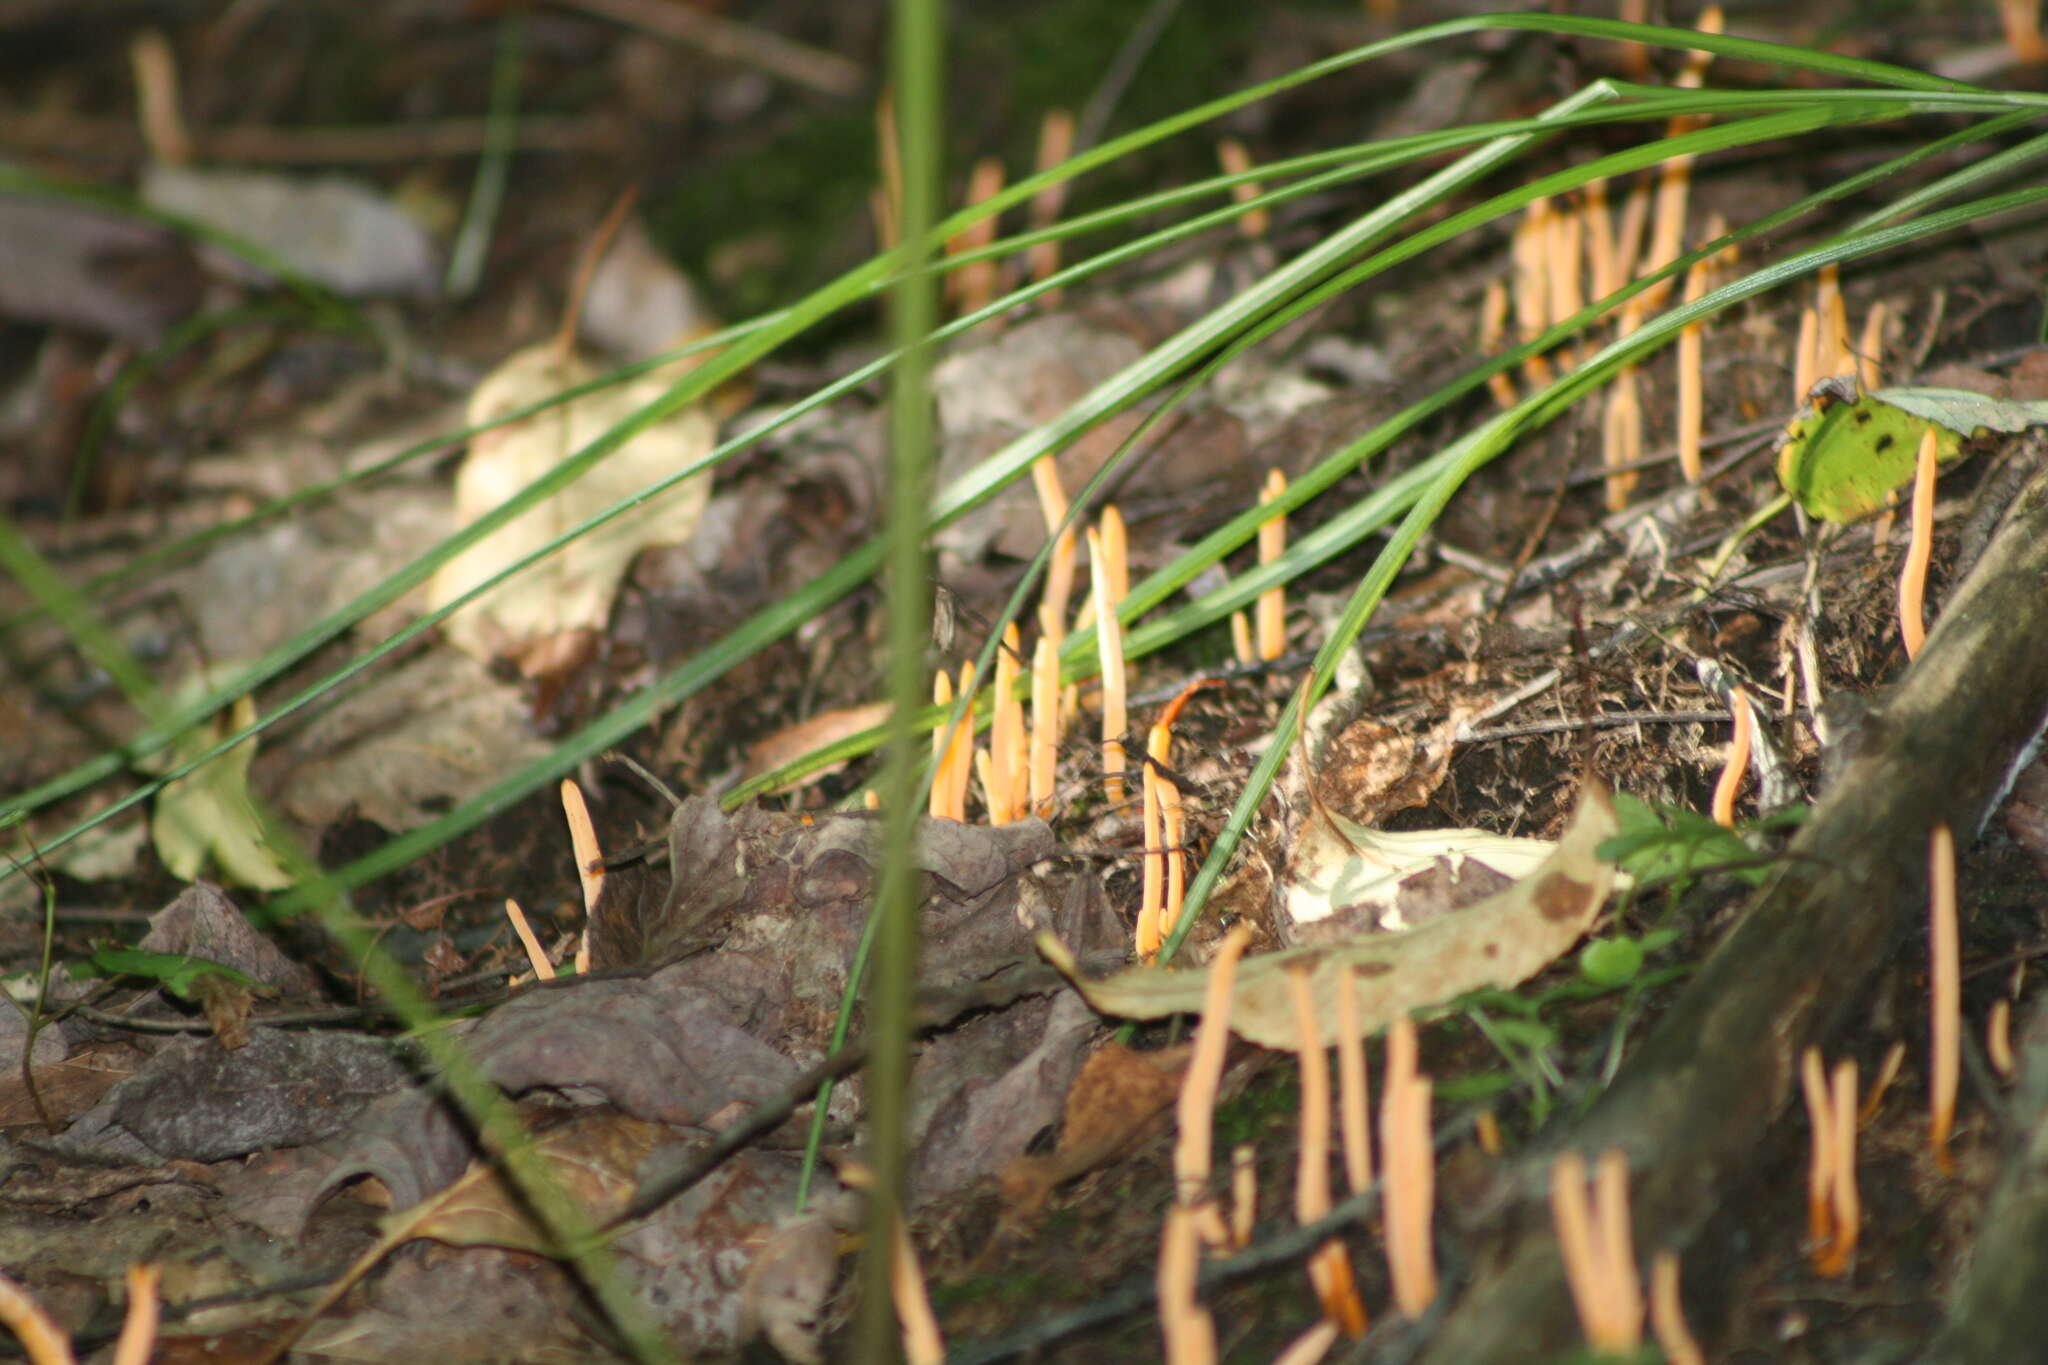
[1573,928,1676,986]
[80,945,260,1001]
[1599,792,1803,889]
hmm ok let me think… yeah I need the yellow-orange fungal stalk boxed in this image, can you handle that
[1027,109,1075,295]
[1289,966,1332,1227]
[1335,968,1373,1193]
[1595,1150,1644,1345]
[1159,784,1187,942]
[1479,278,1518,409]
[1087,527,1129,803]
[1930,822,1960,1173]
[1148,721,1188,947]
[1618,0,1651,76]
[1793,306,1820,402]
[1216,138,1269,239]
[1158,1204,1218,1365]
[1309,1241,1368,1339]
[1102,504,1130,603]
[1815,264,1853,382]
[1859,1040,1908,1126]
[1511,200,1556,388]
[1553,1150,1644,1351]
[559,778,602,974]
[1270,1319,1340,1365]
[1175,923,1252,1195]
[1287,964,1364,1332]
[947,155,1007,316]
[1990,999,2016,1078]
[1603,366,1643,512]
[1475,1108,1503,1157]
[1857,300,1890,391]
[1230,1145,1257,1250]
[129,30,194,167]
[1677,254,1709,482]
[889,1215,946,1365]
[930,670,954,820]
[1550,198,1585,327]
[950,660,978,822]
[988,624,1025,823]
[1139,762,1164,960]
[1030,637,1058,815]
[1650,1252,1704,1365]
[1802,1045,1835,1252]
[1814,1059,1859,1278]
[873,93,902,251]
[1545,198,1583,367]
[1258,470,1289,660]
[113,1264,160,1365]
[2002,0,2048,62]
[1583,180,1618,298]
[1636,9,1719,313]
[864,788,882,810]
[974,749,1001,829]
[1230,610,1257,666]
[1711,686,1753,828]
[1030,456,1076,653]
[504,898,555,982]
[1899,425,1940,660]
[1553,1152,1603,1346]
[1611,178,1651,289]
[1380,1016,1437,1317]
[0,1270,75,1365]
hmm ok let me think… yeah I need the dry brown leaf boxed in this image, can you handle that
[742,701,893,794]
[251,1110,668,1365]
[425,344,715,668]
[0,1043,137,1131]
[1040,785,1619,1051]
[1314,710,1469,825]
[997,1040,1190,1222]
[387,1110,665,1253]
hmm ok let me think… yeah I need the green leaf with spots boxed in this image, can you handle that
[1776,385,1966,522]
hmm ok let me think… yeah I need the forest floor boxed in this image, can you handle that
[4,2,2048,1362]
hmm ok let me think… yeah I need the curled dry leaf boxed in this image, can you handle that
[1039,784,1619,1052]
[1281,805,1557,943]
[425,344,715,669]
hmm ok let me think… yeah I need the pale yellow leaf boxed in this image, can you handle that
[426,344,715,663]
[1039,785,1620,1051]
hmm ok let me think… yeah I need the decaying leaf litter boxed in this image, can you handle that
[7,3,2048,1362]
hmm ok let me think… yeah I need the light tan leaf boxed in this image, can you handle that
[1039,784,1620,1052]
[426,344,715,665]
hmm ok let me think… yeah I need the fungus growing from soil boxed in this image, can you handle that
[1898,424,1941,660]
[1380,1015,1437,1318]
[1552,1148,1644,1352]
[1929,821,1960,1172]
